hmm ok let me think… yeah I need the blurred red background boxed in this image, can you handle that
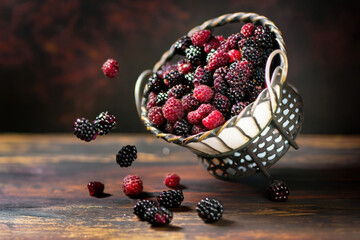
[0,0,359,133]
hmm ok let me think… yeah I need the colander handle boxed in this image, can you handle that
[135,69,152,117]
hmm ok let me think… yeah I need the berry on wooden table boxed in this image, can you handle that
[122,175,143,196]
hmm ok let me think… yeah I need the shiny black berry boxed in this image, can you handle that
[267,180,290,202]
[73,118,98,142]
[144,206,173,225]
[174,36,192,55]
[133,200,158,220]
[157,189,184,208]
[196,198,224,223]
[116,145,137,167]
[94,111,116,136]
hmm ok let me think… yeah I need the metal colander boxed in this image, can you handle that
[135,12,304,181]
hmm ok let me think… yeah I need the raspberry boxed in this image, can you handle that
[193,85,214,103]
[164,173,181,188]
[212,93,231,115]
[242,46,263,65]
[193,66,213,87]
[101,59,119,78]
[206,49,217,63]
[116,145,137,167]
[122,175,143,196]
[87,181,104,196]
[203,37,220,53]
[174,35,192,55]
[157,189,184,208]
[162,97,185,122]
[133,200,158,220]
[144,206,173,225]
[241,23,255,37]
[196,198,224,223]
[174,119,191,137]
[190,29,211,47]
[202,110,225,129]
[156,92,168,106]
[187,111,202,125]
[191,124,208,135]
[73,118,98,142]
[181,93,200,112]
[163,70,184,88]
[167,84,188,99]
[197,104,215,119]
[185,45,204,66]
[148,106,165,127]
[146,92,157,110]
[267,180,290,202]
[207,50,230,71]
[215,35,225,42]
[148,73,164,94]
[231,101,249,116]
[94,111,116,136]
[177,61,193,74]
[228,49,242,62]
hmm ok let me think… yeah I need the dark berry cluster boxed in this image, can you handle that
[73,111,117,142]
[116,145,137,167]
[196,198,224,223]
[145,23,277,137]
[267,180,290,202]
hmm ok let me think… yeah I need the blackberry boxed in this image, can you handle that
[249,85,264,102]
[181,93,200,112]
[184,72,194,86]
[193,66,213,87]
[231,101,249,116]
[213,66,228,94]
[241,36,259,49]
[156,92,168,106]
[116,145,137,167]
[185,45,204,66]
[196,198,224,223]
[173,119,191,137]
[255,27,274,49]
[225,62,246,87]
[157,189,184,208]
[148,73,164,94]
[168,84,188,99]
[144,206,173,225]
[252,67,265,85]
[94,111,117,135]
[173,36,192,55]
[212,93,231,115]
[226,86,247,104]
[259,48,274,67]
[206,48,216,62]
[267,180,290,202]
[163,70,184,88]
[133,200,158,220]
[242,46,263,65]
[218,33,243,51]
[74,118,98,142]
[158,63,178,78]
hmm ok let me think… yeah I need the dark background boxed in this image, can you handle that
[0,0,359,134]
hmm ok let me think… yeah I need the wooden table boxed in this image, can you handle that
[0,134,359,239]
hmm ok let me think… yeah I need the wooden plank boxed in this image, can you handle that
[0,134,359,239]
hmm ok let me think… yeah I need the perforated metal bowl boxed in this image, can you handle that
[135,12,304,181]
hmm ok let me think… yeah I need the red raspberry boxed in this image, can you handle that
[202,110,225,130]
[122,175,143,196]
[177,62,193,74]
[191,30,211,47]
[197,103,215,119]
[215,35,225,42]
[164,173,181,188]
[187,110,202,125]
[228,49,242,62]
[181,93,200,112]
[146,92,157,110]
[203,38,220,53]
[87,181,104,196]
[193,85,214,103]
[162,97,185,122]
[191,124,208,135]
[208,50,230,71]
[148,106,165,127]
[101,59,119,78]
[241,23,255,37]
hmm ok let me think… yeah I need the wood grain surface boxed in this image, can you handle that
[0,134,359,240]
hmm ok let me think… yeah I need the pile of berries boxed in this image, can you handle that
[73,111,116,142]
[145,23,276,137]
